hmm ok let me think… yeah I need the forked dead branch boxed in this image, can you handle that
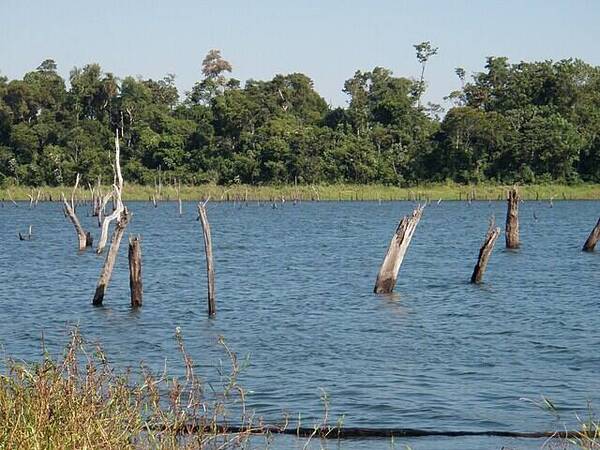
[96,133,125,255]
[92,131,131,306]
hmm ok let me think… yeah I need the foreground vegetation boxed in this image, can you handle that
[2,46,600,189]
[0,329,258,449]
[2,182,600,203]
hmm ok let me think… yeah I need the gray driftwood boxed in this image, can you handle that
[128,235,143,307]
[505,187,520,249]
[471,218,501,284]
[198,201,216,315]
[582,217,600,252]
[374,204,425,294]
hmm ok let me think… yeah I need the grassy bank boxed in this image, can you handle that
[2,182,600,202]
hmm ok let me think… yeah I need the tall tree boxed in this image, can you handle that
[413,41,438,107]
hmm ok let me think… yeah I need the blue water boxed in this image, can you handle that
[0,199,598,449]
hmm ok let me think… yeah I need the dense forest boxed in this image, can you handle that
[1,45,600,187]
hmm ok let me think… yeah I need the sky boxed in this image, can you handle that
[2,0,600,109]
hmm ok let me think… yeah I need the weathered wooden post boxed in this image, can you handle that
[505,187,520,249]
[128,235,143,307]
[198,201,216,315]
[93,208,130,305]
[374,204,425,294]
[471,218,501,284]
[582,217,600,252]
[176,180,183,217]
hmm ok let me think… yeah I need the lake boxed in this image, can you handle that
[1,199,599,449]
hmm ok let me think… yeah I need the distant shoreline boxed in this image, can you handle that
[2,183,599,202]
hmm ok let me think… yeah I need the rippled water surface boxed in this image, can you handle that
[1,200,599,449]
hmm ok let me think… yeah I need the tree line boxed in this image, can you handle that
[1,45,600,187]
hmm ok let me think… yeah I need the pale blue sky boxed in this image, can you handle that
[2,0,600,108]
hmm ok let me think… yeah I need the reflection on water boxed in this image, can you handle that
[0,200,599,449]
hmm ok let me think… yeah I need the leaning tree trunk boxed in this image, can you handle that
[64,173,92,249]
[505,187,520,249]
[198,202,216,315]
[62,192,92,250]
[374,204,425,294]
[93,130,129,305]
[582,217,600,252]
[93,209,130,305]
[471,218,501,284]
[128,235,143,307]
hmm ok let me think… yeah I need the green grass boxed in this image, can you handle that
[2,182,600,202]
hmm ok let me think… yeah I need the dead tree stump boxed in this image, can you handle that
[471,218,501,284]
[62,194,92,250]
[176,180,183,217]
[582,217,600,252]
[198,201,216,315]
[93,208,130,305]
[374,204,425,294]
[505,187,520,249]
[19,225,33,241]
[128,235,143,307]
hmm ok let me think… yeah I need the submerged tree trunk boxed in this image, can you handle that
[93,130,129,305]
[505,187,520,249]
[198,202,216,315]
[93,209,130,305]
[582,217,600,252]
[176,180,183,217]
[62,177,92,251]
[471,218,501,284]
[128,235,143,307]
[374,204,425,294]
[63,199,92,250]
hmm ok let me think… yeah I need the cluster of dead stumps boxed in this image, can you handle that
[12,132,600,313]
[374,188,600,294]
[23,131,216,313]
